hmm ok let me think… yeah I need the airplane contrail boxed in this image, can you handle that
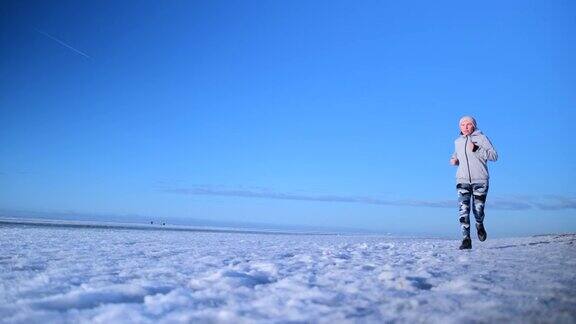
[35,28,92,59]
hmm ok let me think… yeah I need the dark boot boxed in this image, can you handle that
[459,237,472,250]
[476,222,487,242]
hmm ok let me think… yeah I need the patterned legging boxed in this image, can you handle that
[457,183,489,238]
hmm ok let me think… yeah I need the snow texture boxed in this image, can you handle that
[1,223,575,323]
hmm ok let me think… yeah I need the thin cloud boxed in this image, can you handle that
[163,187,453,208]
[35,28,92,59]
[531,195,576,210]
[163,186,576,211]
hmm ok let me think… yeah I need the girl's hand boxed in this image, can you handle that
[450,157,459,165]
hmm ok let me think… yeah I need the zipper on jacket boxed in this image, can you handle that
[464,136,472,183]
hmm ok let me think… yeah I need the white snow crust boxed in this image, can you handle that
[1,223,575,323]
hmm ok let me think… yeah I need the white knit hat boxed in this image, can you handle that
[459,116,477,127]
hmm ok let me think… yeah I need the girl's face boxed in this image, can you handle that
[460,120,475,136]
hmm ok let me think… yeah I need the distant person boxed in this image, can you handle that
[450,116,498,250]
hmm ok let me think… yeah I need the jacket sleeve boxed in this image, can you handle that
[476,135,498,161]
[452,139,460,160]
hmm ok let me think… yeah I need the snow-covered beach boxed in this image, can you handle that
[1,221,575,323]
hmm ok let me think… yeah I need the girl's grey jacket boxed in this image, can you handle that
[452,130,498,184]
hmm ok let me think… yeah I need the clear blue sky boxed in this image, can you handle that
[1,1,575,237]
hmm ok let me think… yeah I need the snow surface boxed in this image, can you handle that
[1,223,575,323]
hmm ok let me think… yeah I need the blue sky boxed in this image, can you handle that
[1,1,575,237]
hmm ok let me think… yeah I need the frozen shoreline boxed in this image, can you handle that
[1,223,575,323]
[0,217,336,236]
